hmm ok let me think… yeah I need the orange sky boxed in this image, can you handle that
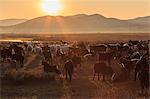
[0,0,150,20]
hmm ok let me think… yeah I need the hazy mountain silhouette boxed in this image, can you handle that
[127,16,150,26]
[0,19,28,26]
[0,14,149,33]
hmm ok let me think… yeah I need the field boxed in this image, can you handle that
[1,54,146,99]
[0,33,150,99]
[0,33,149,42]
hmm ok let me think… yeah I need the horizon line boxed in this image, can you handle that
[0,13,150,21]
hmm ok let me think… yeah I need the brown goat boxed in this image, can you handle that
[93,62,114,81]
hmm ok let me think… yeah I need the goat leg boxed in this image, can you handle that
[93,73,95,80]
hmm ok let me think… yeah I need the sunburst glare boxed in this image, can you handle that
[41,0,62,15]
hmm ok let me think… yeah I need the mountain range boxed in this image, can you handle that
[0,14,150,33]
[0,19,28,26]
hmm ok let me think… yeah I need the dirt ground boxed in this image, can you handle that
[1,54,149,99]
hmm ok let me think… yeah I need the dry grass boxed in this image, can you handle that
[2,65,57,84]
[1,60,149,99]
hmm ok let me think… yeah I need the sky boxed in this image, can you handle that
[0,0,150,20]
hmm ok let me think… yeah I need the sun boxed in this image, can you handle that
[41,0,62,15]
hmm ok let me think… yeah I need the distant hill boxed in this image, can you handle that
[0,14,149,33]
[0,19,28,26]
[126,16,150,26]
